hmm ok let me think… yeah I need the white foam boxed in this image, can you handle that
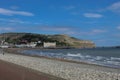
[22,50,120,68]
[95,56,104,60]
[67,53,83,57]
[106,61,120,65]
[111,57,120,61]
[85,55,91,58]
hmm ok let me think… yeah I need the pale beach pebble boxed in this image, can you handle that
[0,52,120,80]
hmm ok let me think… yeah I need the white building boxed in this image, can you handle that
[27,42,37,48]
[43,42,56,48]
[0,45,9,48]
[15,42,37,48]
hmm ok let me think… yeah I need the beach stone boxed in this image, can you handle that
[0,52,120,80]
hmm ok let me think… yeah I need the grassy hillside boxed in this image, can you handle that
[0,33,95,48]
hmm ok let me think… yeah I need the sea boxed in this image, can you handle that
[20,48,120,68]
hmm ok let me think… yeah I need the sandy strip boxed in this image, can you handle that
[0,50,120,80]
[0,60,65,80]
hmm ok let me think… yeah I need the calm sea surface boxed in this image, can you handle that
[21,48,120,68]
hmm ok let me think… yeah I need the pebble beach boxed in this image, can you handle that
[0,49,120,80]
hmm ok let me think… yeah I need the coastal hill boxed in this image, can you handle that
[0,33,95,48]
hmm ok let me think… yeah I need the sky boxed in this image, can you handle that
[0,0,120,46]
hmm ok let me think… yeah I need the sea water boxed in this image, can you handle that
[20,48,120,68]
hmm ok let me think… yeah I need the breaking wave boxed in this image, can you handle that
[20,49,120,68]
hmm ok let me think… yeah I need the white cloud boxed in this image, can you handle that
[0,18,29,24]
[0,8,34,16]
[40,26,107,36]
[77,29,107,36]
[10,6,19,10]
[39,26,79,35]
[9,19,28,24]
[92,29,107,33]
[87,29,107,35]
[113,33,120,37]
[0,27,14,31]
[64,6,76,10]
[71,12,79,15]
[108,1,120,13]
[83,13,103,18]
[0,18,42,25]
[117,26,120,30]
[41,27,70,32]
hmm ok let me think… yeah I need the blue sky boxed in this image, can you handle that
[0,0,120,46]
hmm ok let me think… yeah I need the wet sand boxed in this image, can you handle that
[0,60,65,80]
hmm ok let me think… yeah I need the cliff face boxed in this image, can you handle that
[50,34,95,48]
[0,33,95,48]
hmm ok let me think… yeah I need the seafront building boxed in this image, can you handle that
[43,42,56,48]
[0,40,95,48]
[15,42,37,48]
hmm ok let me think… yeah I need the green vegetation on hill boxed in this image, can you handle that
[0,32,95,48]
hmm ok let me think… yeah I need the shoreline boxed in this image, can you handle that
[3,48,120,69]
[1,48,120,80]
